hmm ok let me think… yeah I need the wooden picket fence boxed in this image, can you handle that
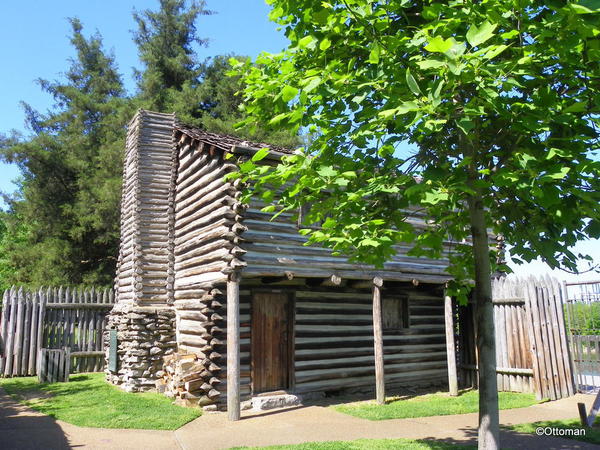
[38,348,71,383]
[458,276,574,401]
[0,286,114,377]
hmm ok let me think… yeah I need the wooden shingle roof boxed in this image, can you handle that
[174,123,294,158]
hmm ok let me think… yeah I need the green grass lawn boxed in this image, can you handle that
[508,418,600,446]
[333,390,539,420]
[235,439,475,449]
[0,372,201,430]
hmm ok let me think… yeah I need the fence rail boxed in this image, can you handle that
[0,286,114,377]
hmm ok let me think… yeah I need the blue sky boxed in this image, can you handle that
[0,1,597,281]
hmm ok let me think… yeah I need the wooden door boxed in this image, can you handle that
[251,292,293,393]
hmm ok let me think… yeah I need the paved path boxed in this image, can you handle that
[0,389,598,449]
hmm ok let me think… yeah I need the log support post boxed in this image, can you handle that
[372,276,385,405]
[444,292,458,396]
[227,271,241,421]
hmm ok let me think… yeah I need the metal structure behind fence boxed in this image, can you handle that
[565,280,600,394]
[0,286,114,377]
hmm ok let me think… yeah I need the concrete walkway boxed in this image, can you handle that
[0,390,598,450]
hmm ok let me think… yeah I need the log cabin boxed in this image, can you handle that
[105,109,463,417]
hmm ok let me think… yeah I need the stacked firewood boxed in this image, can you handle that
[156,351,221,408]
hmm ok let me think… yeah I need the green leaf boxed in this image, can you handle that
[457,118,475,134]
[406,68,422,96]
[379,108,397,118]
[269,6,284,21]
[352,92,367,104]
[424,36,454,53]
[417,59,445,70]
[269,112,288,125]
[317,166,337,177]
[484,44,508,60]
[282,85,299,102]
[433,79,445,99]
[397,101,419,114]
[298,35,316,49]
[542,167,571,181]
[423,191,449,205]
[319,37,331,51]
[369,43,381,64]
[251,148,270,162]
[239,160,255,173]
[303,76,321,93]
[261,205,277,213]
[570,0,600,13]
[379,101,419,118]
[482,87,499,99]
[563,102,587,113]
[466,21,497,47]
[359,238,380,248]
[322,217,336,229]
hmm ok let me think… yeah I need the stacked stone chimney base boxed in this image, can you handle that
[105,304,176,392]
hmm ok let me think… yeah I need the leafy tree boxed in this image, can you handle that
[0,18,129,286]
[232,1,600,448]
[199,55,301,148]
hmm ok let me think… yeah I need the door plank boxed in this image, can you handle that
[252,292,291,393]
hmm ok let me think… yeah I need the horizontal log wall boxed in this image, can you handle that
[293,283,448,394]
[213,279,448,405]
[172,133,249,292]
[165,130,248,408]
[115,110,176,306]
[243,199,453,284]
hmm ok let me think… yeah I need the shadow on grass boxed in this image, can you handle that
[0,387,71,450]
[419,425,598,450]
[2,373,98,401]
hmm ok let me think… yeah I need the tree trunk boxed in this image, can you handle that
[468,191,499,450]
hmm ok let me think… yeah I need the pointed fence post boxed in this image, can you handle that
[372,276,385,405]
[227,271,241,421]
[444,292,459,396]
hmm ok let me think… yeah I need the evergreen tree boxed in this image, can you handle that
[0,18,129,286]
[133,0,211,122]
[133,1,299,146]
[0,2,299,288]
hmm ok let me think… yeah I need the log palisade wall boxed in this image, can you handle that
[109,110,455,406]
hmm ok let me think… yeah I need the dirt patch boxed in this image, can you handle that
[304,383,449,407]
[15,390,54,402]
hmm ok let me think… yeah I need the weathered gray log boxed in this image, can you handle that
[444,293,458,396]
[174,219,235,247]
[227,272,241,421]
[372,277,385,405]
[243,265,451,284]
[177,160,235,206]
[176,205,237,238]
